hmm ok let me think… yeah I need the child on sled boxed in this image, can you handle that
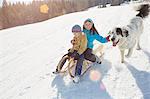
[72,18,111,83]
[53,25,87,74]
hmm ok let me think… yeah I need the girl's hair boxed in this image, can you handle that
[83,20,99,35]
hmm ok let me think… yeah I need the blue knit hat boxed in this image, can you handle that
[84,18,93,24]
[72,25,82,32]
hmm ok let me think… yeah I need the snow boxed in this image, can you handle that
[0,3,150,99]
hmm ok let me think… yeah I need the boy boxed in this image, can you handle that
[53,25,87,74]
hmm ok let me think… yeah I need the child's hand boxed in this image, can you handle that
[71,39,75,45]
[71,37,77,45]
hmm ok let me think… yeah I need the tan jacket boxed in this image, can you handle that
[70,33,87,55]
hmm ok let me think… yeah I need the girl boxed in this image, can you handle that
[73,18,110,83]
[53,25,87,74]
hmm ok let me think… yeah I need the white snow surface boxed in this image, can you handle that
[0,3,150,99]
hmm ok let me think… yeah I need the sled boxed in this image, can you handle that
[58,45,105,78]
[58,58,91,78]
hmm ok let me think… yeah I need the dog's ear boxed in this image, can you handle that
[116,28,123,37]
[124,30,129,37]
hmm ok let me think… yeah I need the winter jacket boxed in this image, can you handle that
[83,29,108,49]
[70,33,87,55]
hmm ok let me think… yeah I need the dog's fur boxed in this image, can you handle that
[110,4,150,63]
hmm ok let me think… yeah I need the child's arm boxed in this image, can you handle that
[95,33,110,43]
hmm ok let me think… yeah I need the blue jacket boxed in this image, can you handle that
[83,29,108,49]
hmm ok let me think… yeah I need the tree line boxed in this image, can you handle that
[0,0,101,30]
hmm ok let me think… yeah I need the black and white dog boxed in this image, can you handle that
[110,4,150,63]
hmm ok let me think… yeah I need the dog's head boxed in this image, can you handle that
[110,27,129,46]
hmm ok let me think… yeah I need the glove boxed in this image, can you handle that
[106,35,110,42]
[71,39,75,45]
[71,37,78,45]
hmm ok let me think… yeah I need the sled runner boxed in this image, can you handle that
[59,58,76,78]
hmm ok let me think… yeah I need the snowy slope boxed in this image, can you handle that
[0,3,150,99]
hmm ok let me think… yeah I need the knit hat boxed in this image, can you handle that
[72,25,82,32]
[84,18,93,24]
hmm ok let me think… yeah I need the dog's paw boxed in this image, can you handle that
[121,59,125,63]
[125,55,130,58]
[136,48,141,50]
[121,61,124,63]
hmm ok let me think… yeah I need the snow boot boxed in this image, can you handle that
[72,76,80,83]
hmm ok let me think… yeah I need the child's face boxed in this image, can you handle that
[73,32,81,37]
[84,21,93,30]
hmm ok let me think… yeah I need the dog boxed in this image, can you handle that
[110,4,150,63]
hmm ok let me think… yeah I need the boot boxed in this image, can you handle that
[73,76,80,83]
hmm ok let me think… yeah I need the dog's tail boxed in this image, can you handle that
[136,4,150,18]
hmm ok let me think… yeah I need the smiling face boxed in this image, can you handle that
[110,28,124,46]
[84,21,93,30]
